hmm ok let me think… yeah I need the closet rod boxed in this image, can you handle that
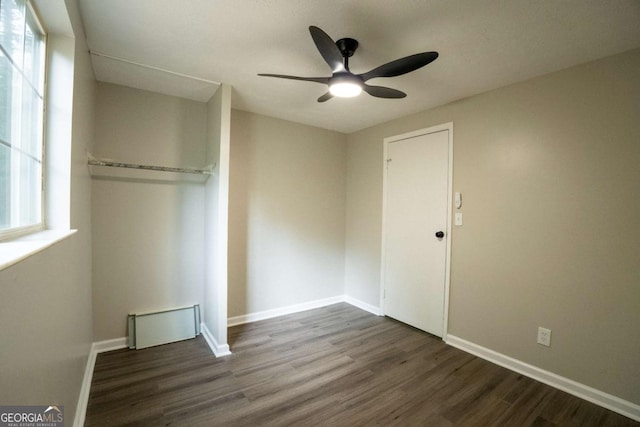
[88,158,213,175]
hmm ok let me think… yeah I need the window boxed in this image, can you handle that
[0,0,46,238]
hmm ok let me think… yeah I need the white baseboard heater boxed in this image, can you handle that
[128,304,201,349]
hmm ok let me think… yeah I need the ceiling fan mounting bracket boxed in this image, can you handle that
[336,38,359,58]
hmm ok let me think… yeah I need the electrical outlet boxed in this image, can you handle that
[537,327,551,347]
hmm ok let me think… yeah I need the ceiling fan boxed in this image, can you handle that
[258,26,438,103]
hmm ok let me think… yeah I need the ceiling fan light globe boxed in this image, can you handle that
[329,82,362,98]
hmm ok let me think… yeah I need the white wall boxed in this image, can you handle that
[344,48,640,405]
[228,110,347,317]
[203,84,232,351]
[0,0,95,421]
[91,83,207,340]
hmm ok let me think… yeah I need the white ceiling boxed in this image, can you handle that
[78,0,640,134]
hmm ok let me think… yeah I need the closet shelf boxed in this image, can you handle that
[87,155,214,182]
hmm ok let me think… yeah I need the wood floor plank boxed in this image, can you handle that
[85,303,638,426]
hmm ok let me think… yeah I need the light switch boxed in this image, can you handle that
[455,213,463,226]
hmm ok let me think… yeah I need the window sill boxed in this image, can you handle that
[0,229,77,272]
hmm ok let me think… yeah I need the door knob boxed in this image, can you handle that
[435,231,445,238]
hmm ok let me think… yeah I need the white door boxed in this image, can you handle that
[383,127,451,337]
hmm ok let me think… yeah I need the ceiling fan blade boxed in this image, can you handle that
[309,26,345,73]
[258,73,330,84]
[359,51,438,82]
[317,92,333,103]
[362,85,407,99]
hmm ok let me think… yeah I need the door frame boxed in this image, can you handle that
[380,122,454,339]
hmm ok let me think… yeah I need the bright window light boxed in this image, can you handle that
[0,0,46,238]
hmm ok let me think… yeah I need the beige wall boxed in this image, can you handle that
[92,83,207,340]
[345,48,640,404]
[203,84,232,347]
[229,110,347,317]
[0,0,95,421]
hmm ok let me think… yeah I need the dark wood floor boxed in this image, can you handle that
[85,303,637,426]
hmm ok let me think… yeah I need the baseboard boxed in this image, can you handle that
[73,338,127,427]
[92,337,128,353]
[227,295,346,327]
[72,344,96,427]
[445,335,640,422]
[201,322,232,357]
[344,295,382,316]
